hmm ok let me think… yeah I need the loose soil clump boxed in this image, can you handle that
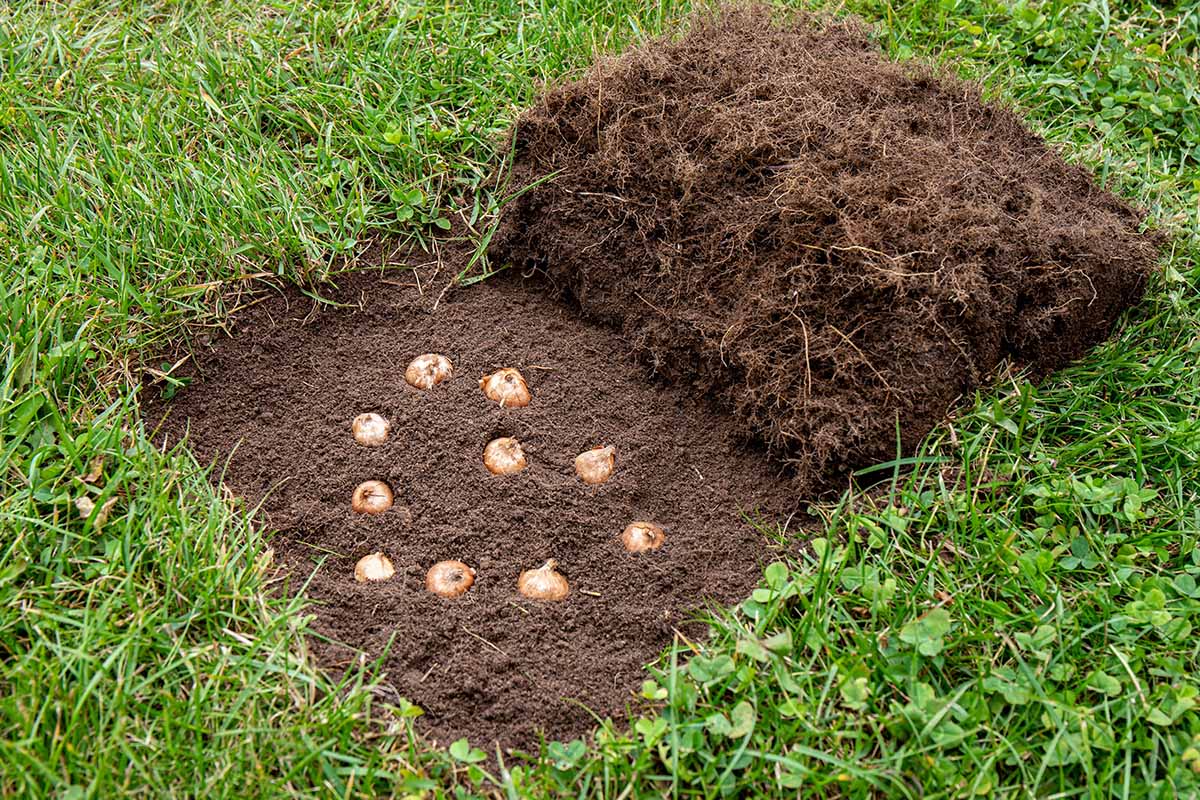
[491,7,1162,485]
[147,261,796,750]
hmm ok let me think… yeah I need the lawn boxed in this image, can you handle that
[1,0,1198,797]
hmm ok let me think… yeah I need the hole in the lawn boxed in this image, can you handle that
[145,265,798,751]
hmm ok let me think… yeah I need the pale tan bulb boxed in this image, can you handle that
[351,480,394,514]
[354,552,395,582]
[406,353,453,390]
[483,437,528,475]
[517,560,569,601]
[479,368,531,408]
[622,522,665,552]
[574,445,616,485]
[426,560,476,598]
[351,413,390,446]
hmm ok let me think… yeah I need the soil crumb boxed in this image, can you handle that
[491,6,1162,485]
[146,263,797,751]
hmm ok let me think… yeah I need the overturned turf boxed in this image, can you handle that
[491,7,1162,485]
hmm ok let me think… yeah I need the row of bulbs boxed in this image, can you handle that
[346,354,667,602]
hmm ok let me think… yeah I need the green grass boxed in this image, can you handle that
[1,0,1197,796]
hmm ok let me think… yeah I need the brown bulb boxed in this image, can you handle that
[351,480,394,514]
[483,437,528,475]
[354,552,395,582]
[517,559,569,601]
[426,560,476,598]
[406,353,453,390]
[479,368,531,408]
[622,522,665,552]
[575,445,615,485]
[351,413,390,446]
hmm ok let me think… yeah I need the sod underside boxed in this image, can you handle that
[492,7,1162,485]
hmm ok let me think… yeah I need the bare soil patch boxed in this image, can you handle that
[146,262,796,750]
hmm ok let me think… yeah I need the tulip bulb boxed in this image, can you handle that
[479,368,531,408]
[352,480,394,514]
[351,412,390,446]
[354,551,395,582]
[483,437,528,475]
[575,445,616,485]
[517,559,569,601]
[622,522,665,552]
[406,353,453,390]
[426,560,476,598]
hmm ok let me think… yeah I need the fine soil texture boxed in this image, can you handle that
[491,6,1163,486]
[146,261,797,750]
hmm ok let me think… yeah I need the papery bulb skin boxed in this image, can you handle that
[406,354,453,390]
[351,413,390,446]
[575,445,616,485]
[352,480,394,514]
[517,559,569,601]
[354,552,395,582]
[479,368,531,408]
[621,522,665,552]
[426,560,476,598]
[483,437,528,475]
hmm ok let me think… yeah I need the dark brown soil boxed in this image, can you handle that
[145,259,797,751]
[491,6,1163,486]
